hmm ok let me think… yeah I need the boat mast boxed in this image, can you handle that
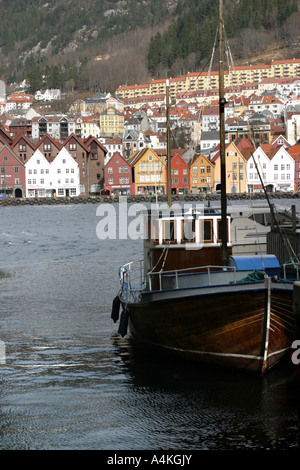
[166,79,172,207]
[219,0,228,265]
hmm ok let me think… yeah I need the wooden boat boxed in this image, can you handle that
[114,208,295,374]
[111,0,297,374]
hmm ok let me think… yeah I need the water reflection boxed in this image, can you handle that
[111,332,300,450]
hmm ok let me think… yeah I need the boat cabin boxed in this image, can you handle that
[144,209,232,274]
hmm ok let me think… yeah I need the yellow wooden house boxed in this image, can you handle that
[127,147,167,195]
[189,153,215,194]
[211,141,247,193]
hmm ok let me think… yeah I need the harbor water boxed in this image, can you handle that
[0,200,299,451]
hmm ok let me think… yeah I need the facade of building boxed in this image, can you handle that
[189,153,215,194]
[31,115,76,141]
[128,147,167,195]
[25,147,80,198]
[116,59,300,100]
[10,134,36,164]
[212,141,247,193]
[247,146,295,192]
[9,118,32,139]
[99,106,124,137]
[104,151,134,195]
[170,153,190,194]
[0,145,25,197]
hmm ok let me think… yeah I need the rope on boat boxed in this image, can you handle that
[234,270,265,284]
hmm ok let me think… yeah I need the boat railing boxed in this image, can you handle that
[119,260,145,302]
[282,260,300,280]
[146,265,239,292]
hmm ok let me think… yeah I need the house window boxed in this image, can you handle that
[14,167,19,173]
[108,167,113,174]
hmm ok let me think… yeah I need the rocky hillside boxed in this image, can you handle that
[1,0,300,95]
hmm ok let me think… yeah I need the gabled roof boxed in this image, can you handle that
[63,133,89,152]
[0,144,24,165]
[127,146,161,166]
[10,133,36,151]
[36,134,62,151]
[0,125,12,144]
[84,134,108,153]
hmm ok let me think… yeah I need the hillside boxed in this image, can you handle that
[1,0,300,96]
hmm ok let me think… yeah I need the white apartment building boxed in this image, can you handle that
[31,115,76,141]
[247,146,294,192]
[25,149,52,197]
[25,147,80,197]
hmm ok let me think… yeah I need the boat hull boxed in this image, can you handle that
[121,282,295,374]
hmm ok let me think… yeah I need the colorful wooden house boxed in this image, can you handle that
[189,153,215,194]
[0,145,25,198]
[211,141,247,193]
[104,151,134,195]
[128,147,167,196]
[170,153,190,194]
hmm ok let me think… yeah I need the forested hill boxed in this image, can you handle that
[0,0,299,95]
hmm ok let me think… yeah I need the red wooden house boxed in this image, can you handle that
[9,118,32,139]
[104,152,134,195]
[170,153,190,194]
[0,145,26,197]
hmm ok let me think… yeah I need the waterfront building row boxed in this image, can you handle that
[1,138,299,198]
[104,142,298,196]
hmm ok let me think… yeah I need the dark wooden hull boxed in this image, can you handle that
[121,283,295,374]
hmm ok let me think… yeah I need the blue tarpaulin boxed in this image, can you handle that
[229,255,280,276]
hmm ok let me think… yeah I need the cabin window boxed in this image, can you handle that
[217,219,229,242]
[201,219,213,243]
[163,220,176,243]
[182,219,195,242]
[203,220,213,242]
